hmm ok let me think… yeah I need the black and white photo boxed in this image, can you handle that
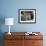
[18,9,36,24]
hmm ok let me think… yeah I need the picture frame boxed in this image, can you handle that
[18,9,36,24]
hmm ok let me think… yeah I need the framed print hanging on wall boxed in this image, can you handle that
[18,9,36,24]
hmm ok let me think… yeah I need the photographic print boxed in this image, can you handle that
[18,9,36,24]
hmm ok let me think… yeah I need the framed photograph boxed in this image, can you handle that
[18,9,36,24]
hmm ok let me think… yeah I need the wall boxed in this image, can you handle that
[0,0,46,32]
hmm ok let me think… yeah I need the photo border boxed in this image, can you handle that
[18,9,36,24]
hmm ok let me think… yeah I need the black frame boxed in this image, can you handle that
[18,9,36,24]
